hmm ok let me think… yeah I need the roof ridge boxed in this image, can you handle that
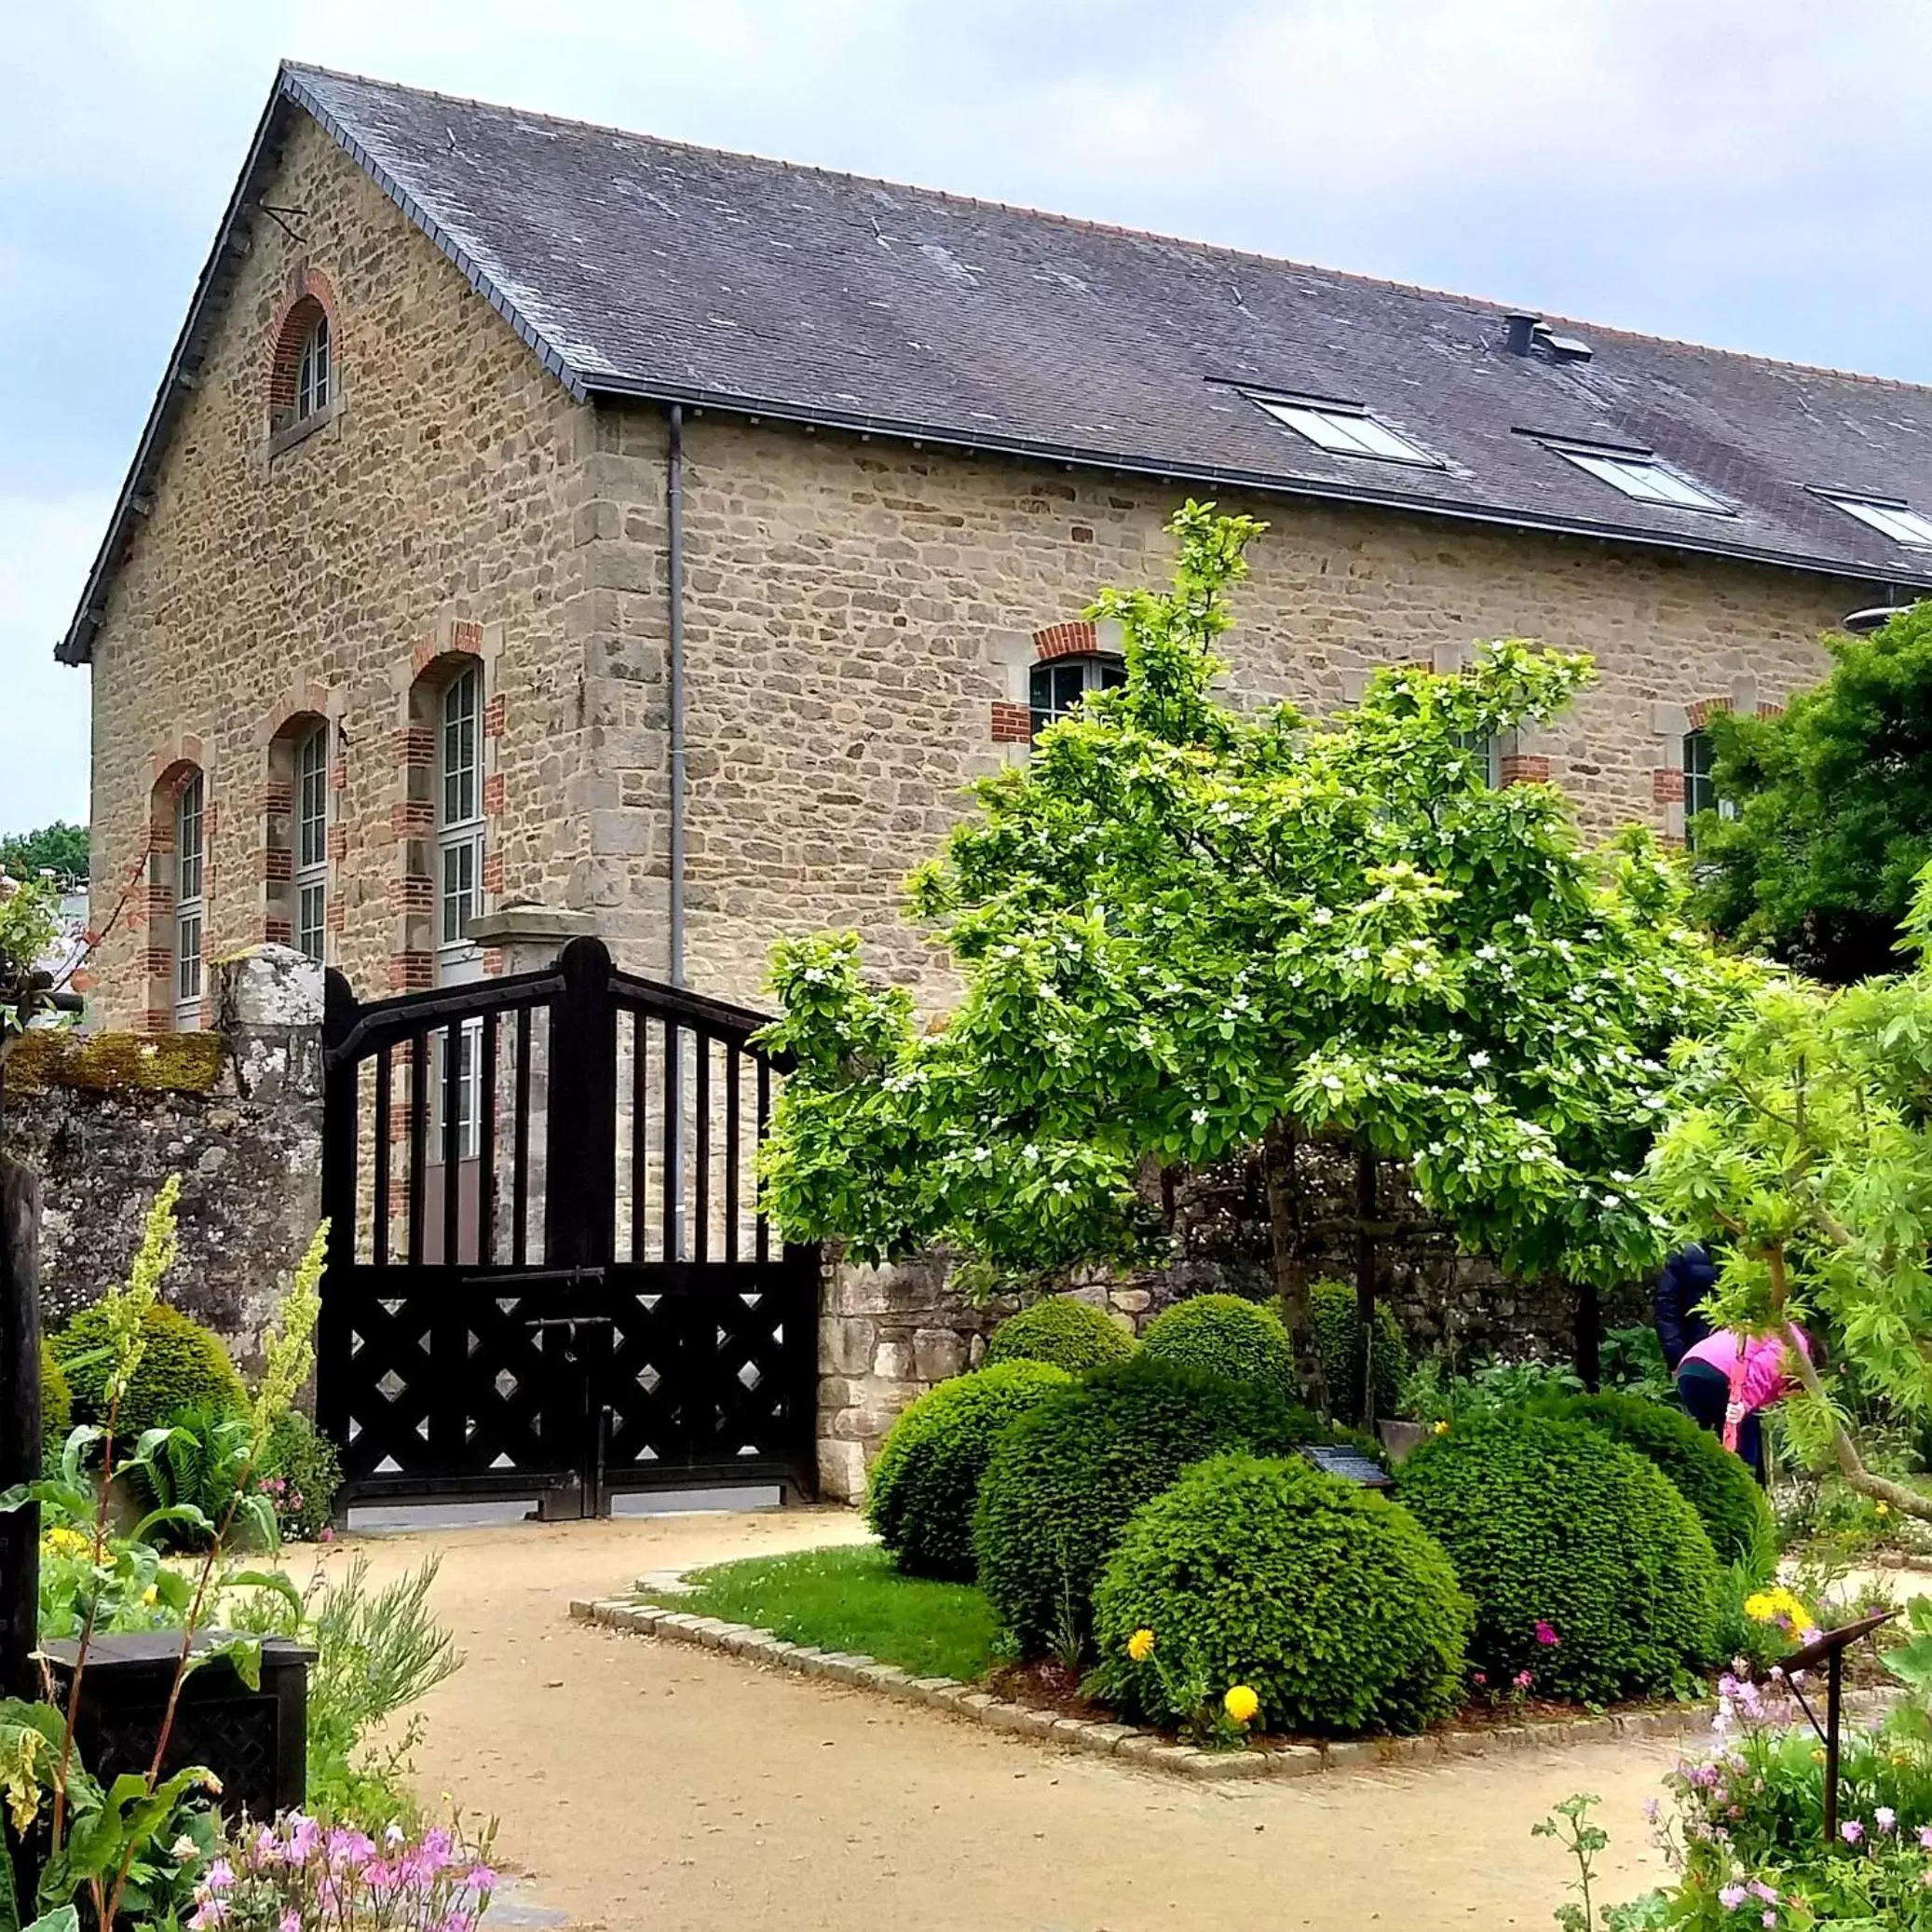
[281,59,1932,401]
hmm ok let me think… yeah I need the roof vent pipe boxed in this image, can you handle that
[1503,313,1539,356]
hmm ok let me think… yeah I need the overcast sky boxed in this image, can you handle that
[7,0,1932,836]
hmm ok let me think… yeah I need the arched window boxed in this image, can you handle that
[1029,653,1124,738]
[293,722,329,960]
[173,772,206,1029]
[294,310,330,421]
[437,664,484,977]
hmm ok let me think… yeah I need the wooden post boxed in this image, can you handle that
[1354,1147,1378,1425]
[1575,1281,1602,1393]
[0,1150,42,1703]
[546,937,617,1269]
[316,969,359,1474]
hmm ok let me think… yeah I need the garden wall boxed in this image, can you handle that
[0,946,325,1369]
[815,1141,1645,1501]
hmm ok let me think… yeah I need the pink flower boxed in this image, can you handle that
[206,1860,235,1892]
[320,1525,336,1543]
[1642,1798,1660,1824]
[1762,1916,1776,1930]
[1841,1819,1863,1844]
[1719,1884,1748,1909]
[1919,1825,1932,1851]
[280,1913,301,1932]
[1471,1670,1487,1686]
[1875,1806,1897,1832]
[1534,1620,1559,1647]
[1513,1668,1534,1690]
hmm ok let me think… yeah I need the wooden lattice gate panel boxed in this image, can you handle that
[319,940,819,1513]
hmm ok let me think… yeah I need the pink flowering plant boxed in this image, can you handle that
[1471,1619,1561,1708]
[184,1812,497,1932]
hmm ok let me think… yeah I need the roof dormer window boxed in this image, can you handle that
[1822,494,1932,548]
[1546,442,1727,513]
[1249,395,1439,468]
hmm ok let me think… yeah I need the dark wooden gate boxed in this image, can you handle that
[319,938,819,1514]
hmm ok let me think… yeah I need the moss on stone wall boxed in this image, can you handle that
[5,1029,224,1095]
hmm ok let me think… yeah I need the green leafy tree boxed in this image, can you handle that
[757,503,1763,1401]
[1646,869,1932,1526]
[0,823,88,890]
[1693,604,1932,982]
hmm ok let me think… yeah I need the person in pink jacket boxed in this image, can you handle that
[1675,1325,1815,1482]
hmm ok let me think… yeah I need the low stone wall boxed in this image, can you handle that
[0,947,325,1369]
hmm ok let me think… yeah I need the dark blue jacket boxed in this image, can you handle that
[1654,1243,1717,1371]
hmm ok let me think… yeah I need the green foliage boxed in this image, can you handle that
[258,1409,343,1543]
[1308,1279,1408,1422]
[981,1296,1136,1373]
[53,1301,247,1443]
[866,1361,1071,1580]
[1395,1412,1721,1701]
[1138,1294,1296,1391]
[1646,877,1932,1528]
[140,1403,267,1553]
[756,503,1764,1389]
[235,1554,460,1830]
[0,875,64,1043]
[1531,1792,1610,1932]
[38,1343,69,1463]
[972,1353,1324,1657]
[0,823,88,889]
[1708,1562,1796,1680]
[1087,1452,1471,1736]
[674,1544,1002,1684]
[1531,1392,1777,1579]
[1397,1354,1585,1427]
[1692,603,1932,982]
[1599,1322,1674,1403]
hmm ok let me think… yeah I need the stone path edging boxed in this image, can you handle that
[567,1577,1896,1785]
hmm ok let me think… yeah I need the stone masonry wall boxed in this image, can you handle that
[0,948,326,1371]
[86,116,592,1027]
[584,412,1857,1010]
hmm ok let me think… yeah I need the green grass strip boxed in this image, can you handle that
[673,1543,1003,1683]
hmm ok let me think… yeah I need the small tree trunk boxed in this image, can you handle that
[0,1150,42,1703]
[1354,1149,1378,1425]
[1261,1118,1328,1412]
[1574,1281,1602,1393]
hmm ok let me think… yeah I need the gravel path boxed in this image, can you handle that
[326,1509,1691,1932]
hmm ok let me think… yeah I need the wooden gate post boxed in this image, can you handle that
[316,969,360,1481]
[546,938,617,1268]
[0,1150,42,1702]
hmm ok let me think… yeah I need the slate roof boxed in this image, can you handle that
[60,61,1932,662]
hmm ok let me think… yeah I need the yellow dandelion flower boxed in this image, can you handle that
[1224,1684,1260,1725]
[1126,1627,1156,1662]
[40,1526,89,1560]
[1433,1421,1450,1435]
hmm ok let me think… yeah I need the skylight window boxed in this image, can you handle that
[1252,397,1437,467]
[1552,445,1726,512]
[1825,495,1932,548]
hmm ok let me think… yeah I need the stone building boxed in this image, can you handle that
[61,61,1932,1028]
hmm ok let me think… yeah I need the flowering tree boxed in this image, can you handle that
[1647,874,1932,1525]
[758,503,1762,1402]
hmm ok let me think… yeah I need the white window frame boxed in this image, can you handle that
[1551,444,1727,513]
[1824,494,1932,548]
[173,773,205,1030]
[294,723,329,963]
[436,665,484,982]
[1028,653,1126,740]
[1251,395,1439,468]
[1681,728,1738,841]
[295,312,331,421]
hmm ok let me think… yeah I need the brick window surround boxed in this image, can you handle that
[137,742,212,1034]
[388,618,506,990]
[265,264,341,450]
[1648,681,1784,842]
[256,680,345,960]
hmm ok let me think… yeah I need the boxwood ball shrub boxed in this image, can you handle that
[260,1409,346,1543]
[40,1340,71,1460]
[1308,1279,1408,1423]
[1090,1452,1472,1736]
[973,1353,1323,1656]
[982,1296,1136,1374]
[866,1361,1072,1580]
[1538,1390,1777,1581]
[1139,1294,1296,1390]
[1395,1412,1721,1702]
[54,1302,249,1442]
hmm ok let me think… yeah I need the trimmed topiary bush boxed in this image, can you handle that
[41,1340,71,1461]
[1395,1412,1721,1702]
[1535,1390,1777,1582]
[259,1408,344,1543]
[54,1302,248,1443]
[1139,1294,1296,1390]
[1089,1452,1472,1736]
[973,1353,1324,1657]
[1308,1279,1408,1423]
[983,1297,1136,1375]
[866,1362,1072,1580]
